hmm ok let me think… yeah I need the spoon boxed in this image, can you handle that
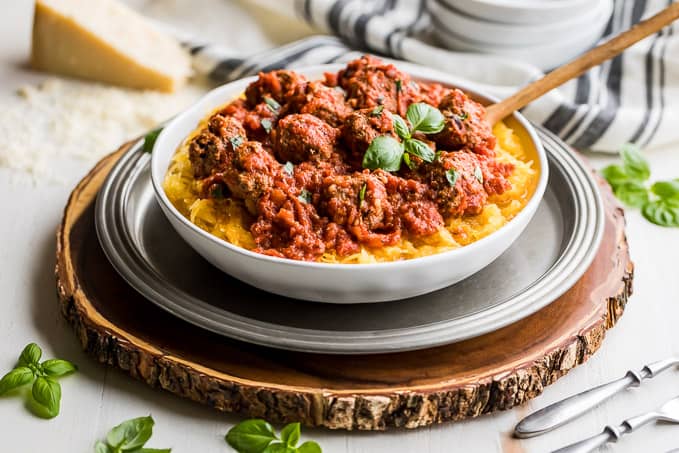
[485,2,679,125]
[552,395,679,453]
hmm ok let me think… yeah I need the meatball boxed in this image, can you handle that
[338,55,421,116]
[287,81,352,127]
[273,114,340,163]
[320,171,401,247]
[342,107,397,167]
[428,150,490,217]
[386,176,443,236]
[189,114,246,178]
[432,90,496,155]
[245,70,307,107]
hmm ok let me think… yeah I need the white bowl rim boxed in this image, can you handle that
[150,62,549,270]
[443,0,594,12]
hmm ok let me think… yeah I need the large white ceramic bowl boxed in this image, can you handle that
[151,63,549,303]
[440,0,594,25]
[429,0,611,47]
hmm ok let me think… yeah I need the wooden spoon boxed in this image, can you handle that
[485,2,679,125]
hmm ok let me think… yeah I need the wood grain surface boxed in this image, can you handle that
[55,143,633,431]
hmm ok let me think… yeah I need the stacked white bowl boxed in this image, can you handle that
[429,0,614,70]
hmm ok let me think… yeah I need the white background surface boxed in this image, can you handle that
[1,1,679,452]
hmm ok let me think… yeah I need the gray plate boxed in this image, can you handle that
[95,127,604,354]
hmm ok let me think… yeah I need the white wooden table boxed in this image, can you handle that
[1,1,679,452]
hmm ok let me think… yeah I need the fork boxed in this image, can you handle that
[552,395,679,453]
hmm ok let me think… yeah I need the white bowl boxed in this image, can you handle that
[442,0,595,25]
[433,0,612,70]
[428,0,610,47]
[150,63,548,303]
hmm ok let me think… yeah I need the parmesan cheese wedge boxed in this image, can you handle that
[31,0,192,92]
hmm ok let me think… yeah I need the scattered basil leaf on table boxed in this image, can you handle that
[226,419,321,453]
[143,128,163,154]
[600,143,679,227]
[97,416,170,453]
[0,342,76,418]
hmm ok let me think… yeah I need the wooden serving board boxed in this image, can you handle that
[56,143,633,431]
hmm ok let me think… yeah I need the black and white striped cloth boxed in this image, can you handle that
[178,0,678,153]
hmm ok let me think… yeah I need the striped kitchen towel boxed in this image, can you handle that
[178,0,678,152]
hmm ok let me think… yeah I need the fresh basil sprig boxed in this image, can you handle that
[95,416,170,453]
[0,343,76,419]
[362,103,444,172]
[601,143,679,227]
[226,419,321,453]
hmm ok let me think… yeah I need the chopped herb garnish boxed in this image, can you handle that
[261,118,273,133]
[474,165,484,184]
[359,183,367,207]
[376,96,384,105]
[435,150,442,162]
[445,168,459,187]
[298,189,312,204]
[143,127,163,153]
[395,79,402,93]
[458,111,469,121]
[264,96,281,113]
[284,161,294,176]
[230,135,244,149]
[371,105,384,116]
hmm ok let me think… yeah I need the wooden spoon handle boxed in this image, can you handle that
[485,2,679,125]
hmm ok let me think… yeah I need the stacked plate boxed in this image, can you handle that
[429,0,614,70]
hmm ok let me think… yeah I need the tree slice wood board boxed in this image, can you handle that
[56,142,633,431]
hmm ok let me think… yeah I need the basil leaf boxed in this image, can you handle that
[651,180,679,201]
[370,105,384,116]
[615,181,650,208]
[143,128,162,154]
[107,416,155,450]
[642,200,679,227]
[0,366,34,395]
[362,136,404,172]
[404,139,435,163]
[264,97,281,113]
[280,423,300,447]
[262,444,289,453]
[474,166,484,184]
[621,143,650,181]
[31,376,61,418]
[403,152,415,170]
[226,419,277,453]
[392,115,410,140]
[41,359,77,378]
[600,164,629,189]
[406,103,445,134]
[445,168,459,187]
[95,441,113,453]
[18,343,42,367]
[283,161,294,176]
[297,441,323,453]
[261,119,273,134]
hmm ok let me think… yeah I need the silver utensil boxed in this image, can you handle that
[552,395,679,453]
[515,357,679,438]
